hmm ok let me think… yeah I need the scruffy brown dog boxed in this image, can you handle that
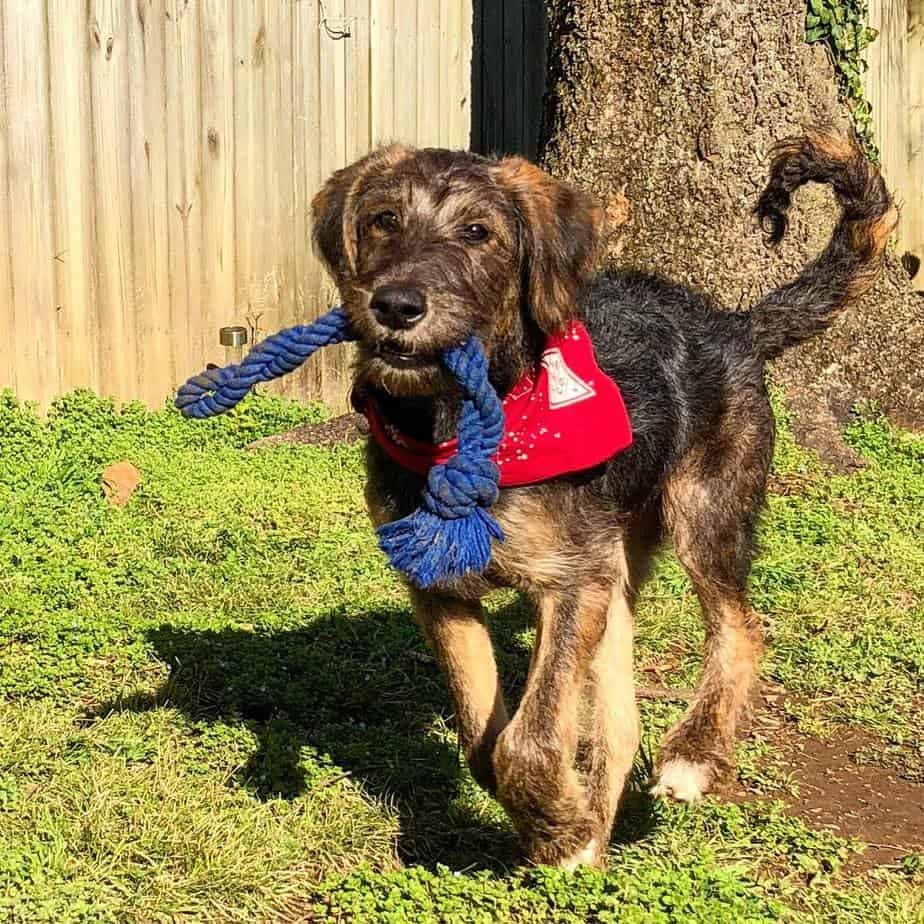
[310,132,895,868]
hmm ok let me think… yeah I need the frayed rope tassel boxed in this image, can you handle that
[175,308,505,588]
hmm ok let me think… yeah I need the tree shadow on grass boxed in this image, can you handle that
[91,597,659,871]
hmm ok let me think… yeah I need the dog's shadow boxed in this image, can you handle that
[94,598,657,870]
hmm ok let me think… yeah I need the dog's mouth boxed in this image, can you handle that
[370,343,440,370]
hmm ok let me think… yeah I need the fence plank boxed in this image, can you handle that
[907,0,924,288]
[346,0,371,175]
[416,0,440,146]
[866,0,923,290]
[439,0,453,145]
[318,0,351,407]
[129,0,174,404]
[453,0,474,149]
[865,5,908,226]
[0,2,14,392]
[90,0,138,401]
[315,0,373,409]
[234,0,277,351]
[199,0,237,372]
[6,1,60,406]
[165,0,204,386]
[264,0,296,397]
[48,0,99,396]
[292,0,325,399]
[393,0,418,143]
[371,0,395,144]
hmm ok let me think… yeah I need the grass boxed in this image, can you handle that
[0,388,921,922]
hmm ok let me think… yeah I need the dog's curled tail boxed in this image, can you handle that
[749,131,898,360]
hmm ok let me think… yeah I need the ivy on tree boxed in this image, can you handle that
[805,0,880,159]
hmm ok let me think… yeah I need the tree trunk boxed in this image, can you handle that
[542,0,924,463]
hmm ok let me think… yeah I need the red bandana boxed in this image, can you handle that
[362,321,633,487]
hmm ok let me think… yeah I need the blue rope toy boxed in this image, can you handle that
[175,308,505,588]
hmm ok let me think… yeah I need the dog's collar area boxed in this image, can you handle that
[357,320,633,487]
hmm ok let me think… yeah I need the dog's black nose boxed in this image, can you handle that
[370,285,427,330]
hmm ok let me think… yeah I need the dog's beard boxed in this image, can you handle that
[355,348,452,397]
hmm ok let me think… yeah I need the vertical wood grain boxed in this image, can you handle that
[165,0,203,386]
[264,0,296,393]
[0,0,474,408]
[318,0,350,407]
[866,0,920,288]
[199,0,237,371]
[907,0,924,288]
[293,0,325,399]
[439,0,453,145]
[346,0,372,164]
[5,2,60,405]
[48,0,99,395]
[317,0,372,409]
[371,0,395,144]
[129,0,173,404]
[453,0,473,149]
[416,0,440,146]
[865,2,907,217]
[0,1,14,392]
[233,0,267,340]
[89,0,137,401]
[393,0,418,142]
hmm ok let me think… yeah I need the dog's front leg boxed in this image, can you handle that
[492,583,611,868]
[410,588,509,792]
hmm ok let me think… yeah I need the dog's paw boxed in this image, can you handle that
[557,837,600,871]
[650,758,715,803]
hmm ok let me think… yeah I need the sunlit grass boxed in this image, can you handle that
[0,389,920,921]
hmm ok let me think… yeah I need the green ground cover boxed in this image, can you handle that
[0,390,921,922]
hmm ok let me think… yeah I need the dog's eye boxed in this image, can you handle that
[460,223,490,244]
[371,210,400,233]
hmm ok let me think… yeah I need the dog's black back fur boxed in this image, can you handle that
[581,269,760,510]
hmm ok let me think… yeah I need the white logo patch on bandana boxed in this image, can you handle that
[541,348,596,409]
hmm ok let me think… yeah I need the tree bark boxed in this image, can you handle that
[542,0,924,462]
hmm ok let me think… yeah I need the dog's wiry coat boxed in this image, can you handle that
[312,132,896,867]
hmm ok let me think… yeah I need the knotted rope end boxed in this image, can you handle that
[377,506,505,588]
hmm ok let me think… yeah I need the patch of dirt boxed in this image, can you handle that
[246,412,369,450]
[736,688,924,869]
[778,389,866,474]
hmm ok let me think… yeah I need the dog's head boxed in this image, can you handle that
[311,146,602,395]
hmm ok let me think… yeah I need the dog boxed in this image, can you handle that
[309,132,896,868]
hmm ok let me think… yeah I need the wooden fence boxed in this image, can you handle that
[865,0,924,289]
[1,2,920,410]
[0,0,472,410]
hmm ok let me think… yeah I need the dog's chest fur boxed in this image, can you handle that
[365,446,624,600]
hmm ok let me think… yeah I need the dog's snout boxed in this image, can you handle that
[370,285,427,330]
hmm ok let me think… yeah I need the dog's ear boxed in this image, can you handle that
[311,145,413,280]
[492,157,602,333]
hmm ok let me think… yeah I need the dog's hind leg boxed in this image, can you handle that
[653,394,772,802]
[410,590,509,792]
[581,568,639,848]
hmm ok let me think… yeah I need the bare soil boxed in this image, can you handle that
[246,412,369,450]
[738,687,924,869]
